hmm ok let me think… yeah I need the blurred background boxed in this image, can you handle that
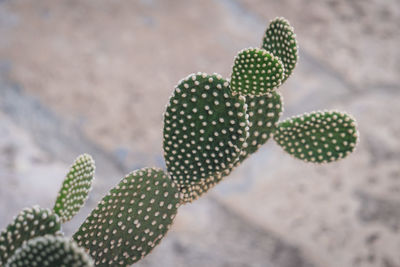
[0,0,399,266]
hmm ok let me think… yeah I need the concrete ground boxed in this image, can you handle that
[0,0,399,266]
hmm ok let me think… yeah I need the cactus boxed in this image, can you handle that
[161,17,358,203]
[262,17,298,83]
[73,167,181,266]
[5,235,94,267]
[0,16,360,266]
[273,111,358,163]
[53,154,95,223]
[0,206,61,265]
[239,92,283,161]
[231,48,284,95]
[206,92,283,180]
[163,73,249,202]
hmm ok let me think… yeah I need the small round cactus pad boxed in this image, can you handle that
[73,167,181,266]
[274,111,358,163]
[163,72,249,202]
[5,235,94,267]
[262,17,298,83]
[239,92,283,162]
[0,206,61,265]
[230,48,284,96]
[53,154,95,223]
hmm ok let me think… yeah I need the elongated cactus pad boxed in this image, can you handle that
[0,206,61,265]
[230,48,284,96]
[273,111,359,163]
[5,235,93,267]
[239,91,283,161]
[73,168,181,266]
[262,17,298,83]
[163,72,249,202]
[210,92,283,182]
[53,154,95,223]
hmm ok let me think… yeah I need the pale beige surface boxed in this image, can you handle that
[0,0,399,266]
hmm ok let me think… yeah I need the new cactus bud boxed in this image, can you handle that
[273,111,359,163]
[0,206,61,265]
[73,167,181,266]
[163,72,249,202]
[262,17,298,83]
[5,235,94,267]
[230,48,284,96]
[53,154,95,223]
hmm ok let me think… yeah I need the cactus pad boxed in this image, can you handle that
[230,48,284,96]
[53,154,95,223]
[5,235,94,267]
[163,72,249,202]
[262,17,298,83]
[73,167,181,266]
[273,111,358,163]
[239,91,283,161]
[0,206,61,265]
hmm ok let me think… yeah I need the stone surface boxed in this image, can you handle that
[0,0,399,266]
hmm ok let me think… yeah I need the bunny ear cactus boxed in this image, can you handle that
[262,17,298,83]
[5,235,94,267]
[162,17,358,202]
[0,155,94,265]
[239,92,283,161]
[163,72,249,202]
[73,167,181,266]
[274,111,358,163]
[0,206,61,265]
[53,154,95,223]
[0,16,360,266]
[231,48,284,95]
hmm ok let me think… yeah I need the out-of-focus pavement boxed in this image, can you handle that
[0,1,399,266]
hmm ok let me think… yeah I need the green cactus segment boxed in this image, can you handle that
[239,91,283,161]
[230,48,284,96]
[73,167,181,266]
[5,235,94,267]
[0,206,61,265]
[163,72,249,202]
[262,17,298,83]
[53,154,95,223]
[273,111,359,163]
[208,92,283,183]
